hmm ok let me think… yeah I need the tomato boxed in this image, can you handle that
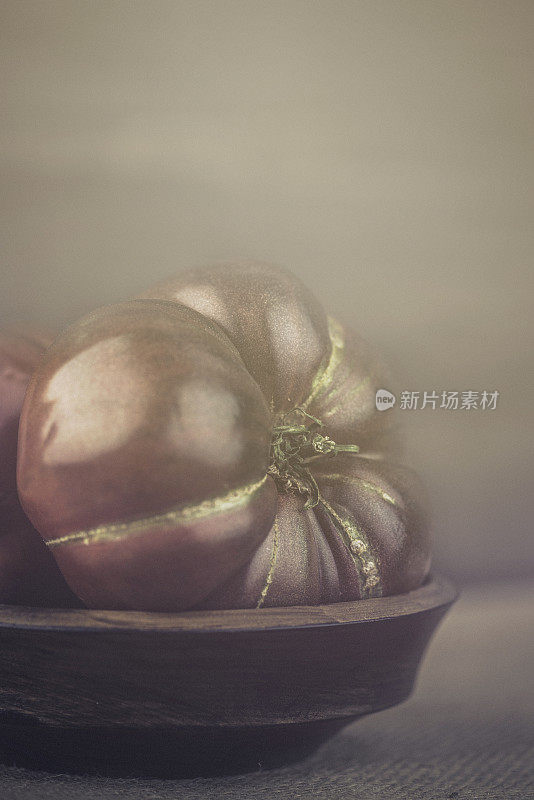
[17,264,430,610]
[0,329,80,606]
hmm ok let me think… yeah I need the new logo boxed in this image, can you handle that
[375,389,396,411]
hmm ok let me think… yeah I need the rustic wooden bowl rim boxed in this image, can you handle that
[0,574,456,634]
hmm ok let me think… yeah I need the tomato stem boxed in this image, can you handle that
[267,407,359,508]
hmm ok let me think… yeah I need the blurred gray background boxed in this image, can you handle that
[1,0,532,586]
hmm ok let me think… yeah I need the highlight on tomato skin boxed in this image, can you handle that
[136,261,333,413]
[137,261,400,454]
[16,300,277,611]
[16,263,431,611]
[0,329,82,607]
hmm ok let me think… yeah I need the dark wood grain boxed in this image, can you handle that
[0,576,456,775]
[0,576,455,729]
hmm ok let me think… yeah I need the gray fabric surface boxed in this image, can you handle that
[0,581,532,799]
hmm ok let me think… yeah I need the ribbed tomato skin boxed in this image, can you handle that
[17,264,430,610]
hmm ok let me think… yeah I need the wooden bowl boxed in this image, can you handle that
[0,575,455,776]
